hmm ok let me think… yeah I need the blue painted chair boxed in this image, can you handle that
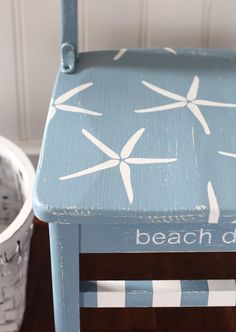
[33,1,236,331]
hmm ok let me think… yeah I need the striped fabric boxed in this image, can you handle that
[80,280,236,308]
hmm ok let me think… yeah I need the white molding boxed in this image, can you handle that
[82,0,88,51]
[140,0,149,48]
[78,0,86,52]
[12,0,29,140]
[15,140,41,156]
[201,0,212,48]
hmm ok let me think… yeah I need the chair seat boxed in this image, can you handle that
[33,48,236,225]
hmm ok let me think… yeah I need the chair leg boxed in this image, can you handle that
[49,223,81,332]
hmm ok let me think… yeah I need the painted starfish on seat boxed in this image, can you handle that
[53,83,102,116]
[218,150,236,159]
[163,47,177,55]
[135,76,236,135]
[59,128,177,204]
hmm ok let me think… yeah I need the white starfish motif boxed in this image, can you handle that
[59,128,177,204]
[163,47,177,55]
[135,76,236,135]
[113,48,127,61]
[218,150,236,159]
[53,83,102,116]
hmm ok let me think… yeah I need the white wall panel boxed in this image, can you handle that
[208,0,236,48]
[20,0,60,140]
[84,0,143,51]
[0,1,20,140]
[147,0,205,48]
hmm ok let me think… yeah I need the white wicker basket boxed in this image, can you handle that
[0,136,35,332]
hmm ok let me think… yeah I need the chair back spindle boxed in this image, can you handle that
[61,0,78,73]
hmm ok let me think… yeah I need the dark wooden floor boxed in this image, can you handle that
[20,222,236,332]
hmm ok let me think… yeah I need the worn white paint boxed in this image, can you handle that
[1,0,236,151]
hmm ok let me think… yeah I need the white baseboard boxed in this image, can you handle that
[14,140,41,168]
[15,140,41,156]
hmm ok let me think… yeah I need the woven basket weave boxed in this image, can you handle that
[0,136,35,332]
